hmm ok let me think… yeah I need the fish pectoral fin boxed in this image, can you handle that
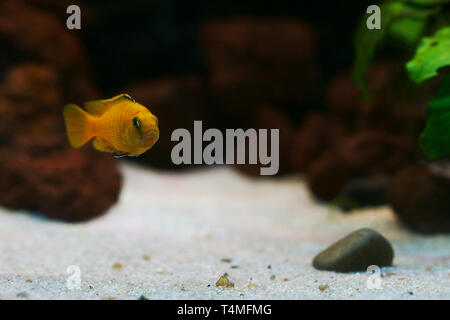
[84,94,135,116]
[92,137,116,153]
[93,137,131,158]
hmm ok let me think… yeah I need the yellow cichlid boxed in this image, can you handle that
[63,94,159,157]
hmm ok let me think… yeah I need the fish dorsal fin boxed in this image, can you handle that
[84,94,135,116]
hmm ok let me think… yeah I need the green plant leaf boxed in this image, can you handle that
[407,26,450,83]
[353,0,439,98]
[400,0,449,6]
[419,74,450,159]
[388,16,428,46]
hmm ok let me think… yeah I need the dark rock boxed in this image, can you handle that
[307,130,418,200]
[326,61,432,137]
[201,17,319,118]
[388,164,450,234]
[0,63,121,222]
[337,175,390,211]
[0,0,99,102]
[290,112,348,173]
[0,0,88,72]
[312,228,394,273]
[0,148,121,222]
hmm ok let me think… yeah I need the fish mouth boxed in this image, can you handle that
[145,129,159,147]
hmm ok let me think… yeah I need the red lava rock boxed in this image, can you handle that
[388,164,450,234]
[0,0,87,72]
[326,61,429,137]
[290,112,348,173]
[200,17,319,117]
[0,64,64,141]
[0,63,121,222]
[0,0,98,102]
[0,148,121,222]
[125,75,212,169]
[307,130,418,200]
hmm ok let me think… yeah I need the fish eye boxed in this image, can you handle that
[132,117,141,129]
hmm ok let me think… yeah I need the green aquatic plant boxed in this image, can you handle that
[353,0,450,159]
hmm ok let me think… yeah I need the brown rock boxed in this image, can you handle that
[0,0,87,72]
[0,148,121,222]
[326,61,429,137]
[388,164,450,234]
[0,1,98,102]
[290,112,348,173]
[0,63,121,222]
[201,17,319,117]
[307,130,418,200]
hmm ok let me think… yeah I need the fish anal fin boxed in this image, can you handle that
[92,137,116,153]
[84,94,135,116]
[113,151,131,158]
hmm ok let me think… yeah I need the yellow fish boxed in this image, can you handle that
[63,94,159,157]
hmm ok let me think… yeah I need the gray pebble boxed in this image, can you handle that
[312,228,394,272]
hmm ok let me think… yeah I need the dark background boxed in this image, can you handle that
[82,0,372,94]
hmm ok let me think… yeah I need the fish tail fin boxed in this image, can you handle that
[63,104,94,148]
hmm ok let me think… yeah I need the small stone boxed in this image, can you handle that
[283,278,289,282]
[381,272,396,278]
[312,228,394,273]
[319,285,329,291]
[221,258,232,263]
[25,279,32,283]
[142,255,150,261]
[16,292,28,298]
[112,263,123,269]
[231,265,239,269]
[155,267,165,274]
[216,274,234,288]
[270,275,276,280]
[138,295,148,300]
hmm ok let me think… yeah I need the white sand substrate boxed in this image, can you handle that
[0,162,449,299]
